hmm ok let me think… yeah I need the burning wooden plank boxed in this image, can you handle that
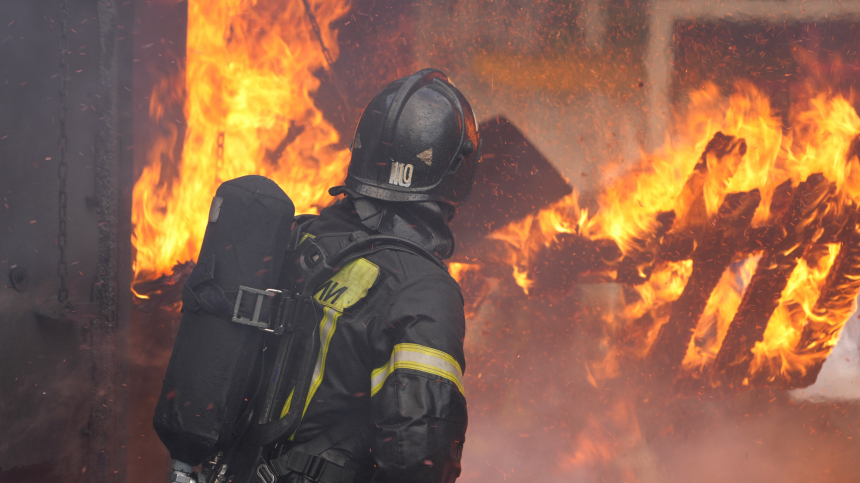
[674,132,747,235]
[792,207,860,385]
[647,189,761,379]
[530,235,623,291]
[613,211,676,284]
[712,174,832,386]
[617,132,746,284]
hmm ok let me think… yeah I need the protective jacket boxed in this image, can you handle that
[279,198,468,483]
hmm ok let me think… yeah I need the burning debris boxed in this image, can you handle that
[479,84,860,393]
[131,261,195,312]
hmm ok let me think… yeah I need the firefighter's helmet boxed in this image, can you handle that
[331,68,481,208]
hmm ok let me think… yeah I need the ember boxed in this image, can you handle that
[126,0,860,481]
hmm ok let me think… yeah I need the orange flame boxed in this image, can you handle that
[750,244,842,381]
[488,81,860,386]
[448,262,481,284]
[132,0,350,280]
[682,255,760,373]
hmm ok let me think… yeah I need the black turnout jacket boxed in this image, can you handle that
[285,200,467,483]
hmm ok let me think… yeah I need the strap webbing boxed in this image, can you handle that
[269,420,369,483]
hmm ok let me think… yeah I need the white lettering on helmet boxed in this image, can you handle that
[388,162,414,187]
[402,164,413,186]
[388,161,399,184]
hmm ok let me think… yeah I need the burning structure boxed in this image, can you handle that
[3,0,860,481]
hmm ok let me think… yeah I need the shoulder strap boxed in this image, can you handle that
[315,229,445,268]
[293,227,446,297]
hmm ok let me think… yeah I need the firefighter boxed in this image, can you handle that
[264,68,480,483]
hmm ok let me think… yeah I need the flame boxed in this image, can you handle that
[682,255,760,373]
[132,0,350,280]
[750,244,842,381]
[448,262,481,284]
[486,193,585,293]
[623,259,694,359]
[129,0,860,389]
[487,81,860,387]
[557,399,644,480]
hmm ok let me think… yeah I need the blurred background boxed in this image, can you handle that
[3,0,860,481]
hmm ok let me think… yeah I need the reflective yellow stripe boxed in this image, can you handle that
[279,388,294,419]
[277,257,378,438]
[371,343,465,397]
[279,306,339,424]
[303,307,339,416]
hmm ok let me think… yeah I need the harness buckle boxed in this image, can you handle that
[256,463,276,483]
[232,286,282,331]
[303,454,327,482]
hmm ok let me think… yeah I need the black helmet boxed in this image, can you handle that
[332,68,481,208]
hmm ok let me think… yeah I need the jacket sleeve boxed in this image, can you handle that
[367,270,468,483]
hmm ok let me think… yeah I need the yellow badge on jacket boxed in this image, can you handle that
[313,258,379,312]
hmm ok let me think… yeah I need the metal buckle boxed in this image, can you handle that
[256,463,276,483]
[232,286,282,331]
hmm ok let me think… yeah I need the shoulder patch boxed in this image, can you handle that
[314,258,379,312]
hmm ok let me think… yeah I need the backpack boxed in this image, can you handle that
[153,175,443,483]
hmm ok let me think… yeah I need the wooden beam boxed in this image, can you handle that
[712,174,831,386]
[647,189,760,380]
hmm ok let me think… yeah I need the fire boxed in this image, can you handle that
[129,0,860,390]
[132,0,350,280]
[682,255,760,373]
[486,193,585,293]
[623,259,694,360]
[750,244,841,381]
[448,262,481,284]
[557,399,644,480]
[487,81,860,388]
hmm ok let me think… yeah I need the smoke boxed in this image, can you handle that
[0,325,91,479]
[458,281,860,483]
[791,315,860,402]
[127,305,178,481]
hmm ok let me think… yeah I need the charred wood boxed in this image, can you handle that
[712,174,832,385]
[656,230,696,263]
[614,211,676,284]
[647,189,761,380]
[674,132,747,237]
[131,261,196,312]
[531,235,623,291]
[737,179,794,253]
[791,207,860,387]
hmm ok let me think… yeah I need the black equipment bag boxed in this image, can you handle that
[153,175,295,466]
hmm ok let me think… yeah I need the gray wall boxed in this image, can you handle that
[0,1,109,480]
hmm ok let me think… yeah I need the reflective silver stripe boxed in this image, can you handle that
[370,343,465,397]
